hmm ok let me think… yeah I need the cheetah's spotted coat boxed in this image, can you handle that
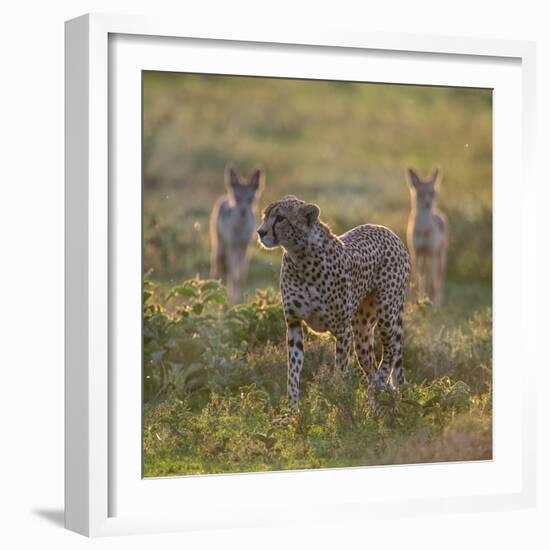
[257,195,410,410]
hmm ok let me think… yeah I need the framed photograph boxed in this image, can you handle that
[65,13,537,537]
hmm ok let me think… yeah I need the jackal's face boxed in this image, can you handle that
[407,168,440,211]
[226,165,264,218]
[257,195,320,250]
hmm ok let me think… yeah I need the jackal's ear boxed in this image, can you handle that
[406,168,421,189]
[249,168,264,195]
[431,168,441,187]
[225,163,241,192]
[302,203,320,226]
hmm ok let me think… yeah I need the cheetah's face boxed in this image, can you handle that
[257,195,320,250]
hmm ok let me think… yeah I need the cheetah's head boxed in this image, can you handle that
[257,195,320,250]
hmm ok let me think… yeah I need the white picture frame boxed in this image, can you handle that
[65,13,537,537]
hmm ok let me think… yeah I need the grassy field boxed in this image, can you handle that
[142,72,492,477]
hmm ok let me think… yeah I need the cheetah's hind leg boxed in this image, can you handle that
[370,293,406,416]
[352,292,380,414]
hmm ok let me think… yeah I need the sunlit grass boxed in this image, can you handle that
[142,279,492,476]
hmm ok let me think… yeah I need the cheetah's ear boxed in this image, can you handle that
[249,168,264,195]
[225,163,241,192]
[302,203,320,226]
[406,167,421,189]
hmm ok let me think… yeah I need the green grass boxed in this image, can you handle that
[142,279,492,476]
[142,73,492,476]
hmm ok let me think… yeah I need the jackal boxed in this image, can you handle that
[210,163,264,304]
[406,168,448,307]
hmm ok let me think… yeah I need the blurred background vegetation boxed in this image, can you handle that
[143,72,492,295]
[142,72,492,476]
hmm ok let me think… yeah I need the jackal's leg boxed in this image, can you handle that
[226,245,248,305]
[438,245,448,307]
[409,250,419,296]
[432,249,448,308]
[225,249,237,305]
[238,247,251,287]
[211,240,227,284]
[416,252,427,299]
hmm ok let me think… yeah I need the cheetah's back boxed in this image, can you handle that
[340,224,410,299]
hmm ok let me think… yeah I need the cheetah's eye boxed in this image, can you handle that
[275,215,285,223]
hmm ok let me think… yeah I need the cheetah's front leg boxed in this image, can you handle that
[286,321,304,410]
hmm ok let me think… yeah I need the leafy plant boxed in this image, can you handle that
[142,276,492,476]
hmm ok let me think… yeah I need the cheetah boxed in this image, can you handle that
[210,163,264,305]
[257,195,410,412]
[406,168,448,307]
